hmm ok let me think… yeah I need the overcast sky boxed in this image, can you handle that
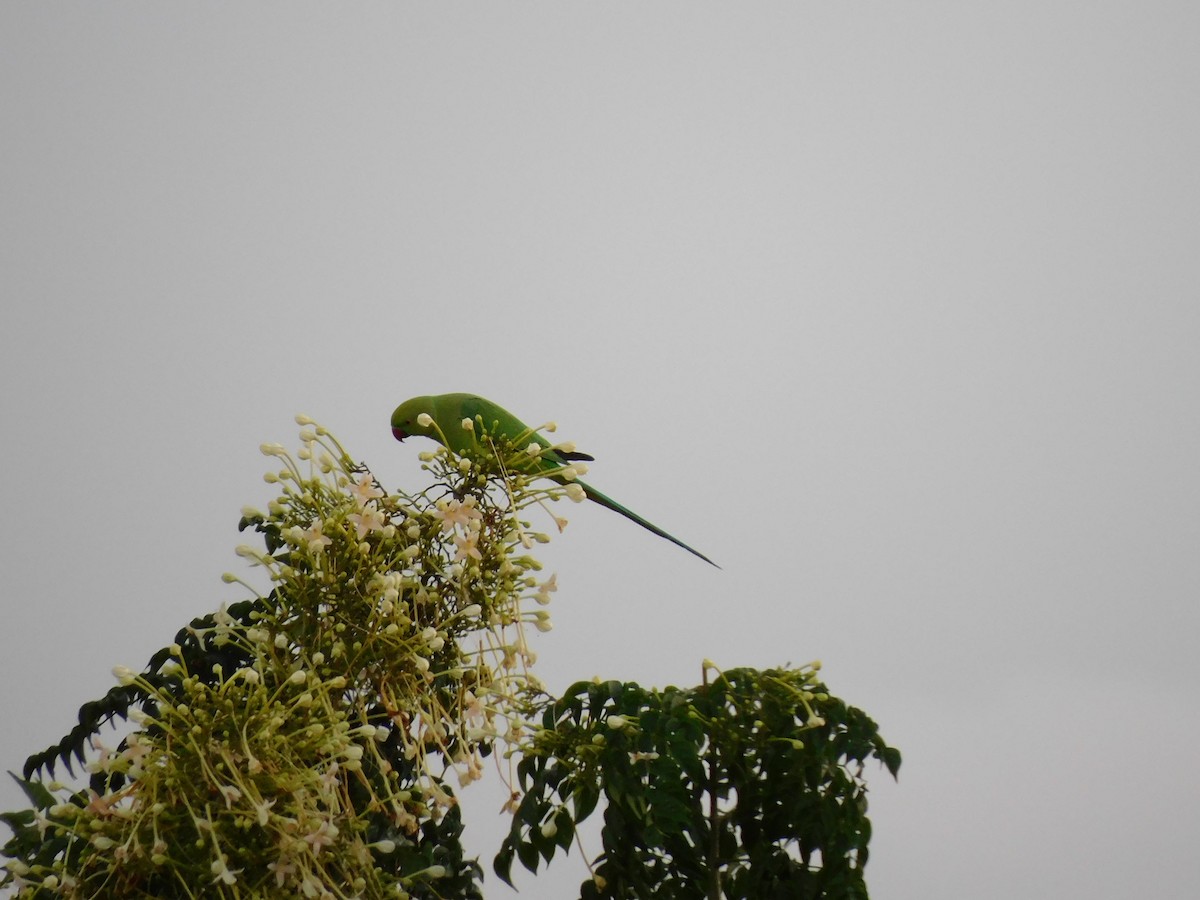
[3,4,1198,898]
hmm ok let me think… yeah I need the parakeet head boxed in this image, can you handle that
[390,396,440,444]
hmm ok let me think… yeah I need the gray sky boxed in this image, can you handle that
[3,3,1198,897]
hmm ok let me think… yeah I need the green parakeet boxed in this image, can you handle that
[391,393,717,566]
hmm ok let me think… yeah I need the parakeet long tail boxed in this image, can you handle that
[577,480,719,568]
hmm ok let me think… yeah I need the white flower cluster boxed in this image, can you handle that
[4,417,566,899]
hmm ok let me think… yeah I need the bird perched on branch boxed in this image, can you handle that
[391,393,716,567]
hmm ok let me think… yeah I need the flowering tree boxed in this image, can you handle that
[2,417,898,898]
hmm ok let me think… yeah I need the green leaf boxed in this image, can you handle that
[554,809,575,852]
[9,773,55,810]
[516,833,540,874]
[880,745,902,778]
[493,844,515,887]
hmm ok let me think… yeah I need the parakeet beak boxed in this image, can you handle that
[391,427,409,442]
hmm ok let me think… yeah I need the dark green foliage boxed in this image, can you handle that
[496,667,899,899]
